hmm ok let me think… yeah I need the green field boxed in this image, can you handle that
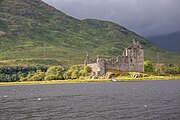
[0,0,180,67]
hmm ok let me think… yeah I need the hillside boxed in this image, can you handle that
[147,32,180,53]
[0,0,180,67]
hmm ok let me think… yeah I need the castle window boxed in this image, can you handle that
[130,59,133,62]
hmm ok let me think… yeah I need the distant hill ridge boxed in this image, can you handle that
[0,0,180,66]
[147,32,180,53]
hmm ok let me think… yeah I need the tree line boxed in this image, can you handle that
[0,61,180,82]
[0,66,47,82]
[0,65,92,82]
[144,61,180,75]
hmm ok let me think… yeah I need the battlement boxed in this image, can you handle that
[84,40,144,76]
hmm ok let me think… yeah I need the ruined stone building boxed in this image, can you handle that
[84,40,144,76]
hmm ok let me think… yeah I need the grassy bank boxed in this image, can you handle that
[116,75,180,81]
[0,75,180,86]
[0,79,112,86]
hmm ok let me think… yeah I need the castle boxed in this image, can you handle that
[84,40,144,77]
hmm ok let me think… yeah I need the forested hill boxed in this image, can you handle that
[0,0,180,66]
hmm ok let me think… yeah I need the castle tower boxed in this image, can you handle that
[126,40,144,72]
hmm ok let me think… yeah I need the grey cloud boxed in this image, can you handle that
[42,0,180,37]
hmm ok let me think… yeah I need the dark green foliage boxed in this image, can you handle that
[0,66,47,82]
[0,74,19,82]
[144,61,154,72]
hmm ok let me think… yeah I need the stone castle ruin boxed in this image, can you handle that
[84,40,144,77]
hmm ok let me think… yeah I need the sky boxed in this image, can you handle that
[42,0,180,37]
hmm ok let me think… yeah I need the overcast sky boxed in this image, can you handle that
[42,0,180,37]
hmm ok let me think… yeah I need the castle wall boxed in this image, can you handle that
[85,40,144,76]
[87,62,106,76]
[104,56,129,72]
[88,63,99,73]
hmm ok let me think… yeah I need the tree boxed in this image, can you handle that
[83,66,92,76]
[155,63,165,75]
[29,70,45,81]
[45,66,65,80]
[71,70,79,79]
[63,71,72,79]
[64,65,84,79]
[144,60,154,72]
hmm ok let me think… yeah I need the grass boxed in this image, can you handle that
[116,75,180,81]
[0,79,111,86]
[0,75,180,86]
[0,0,180,67]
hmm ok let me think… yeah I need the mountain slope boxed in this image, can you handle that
[147,32,180,53]
[0,0,180,67]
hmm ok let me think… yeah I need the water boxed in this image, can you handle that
[0,80,180,120]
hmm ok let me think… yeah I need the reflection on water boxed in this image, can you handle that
[0,80,180,120]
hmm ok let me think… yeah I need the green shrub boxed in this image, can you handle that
[144,60,154,72]
[64,65,84,79]
[63,71,72,79]
[45,75,58,80]
[83,66,92,76]
[0,66,43,82]
[45,66,65,80]
[71,70,79,79]
[29,70,45,81]
[155,63,180,75]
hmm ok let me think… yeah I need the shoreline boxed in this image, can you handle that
[0,76,180,86]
